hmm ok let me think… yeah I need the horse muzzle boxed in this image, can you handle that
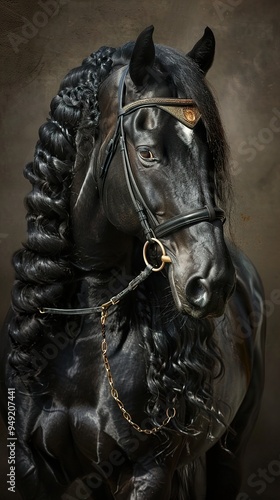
[167,243,236,319]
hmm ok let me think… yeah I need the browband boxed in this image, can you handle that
[120,97,201,129]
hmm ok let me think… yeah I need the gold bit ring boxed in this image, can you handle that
[143,238,172,272]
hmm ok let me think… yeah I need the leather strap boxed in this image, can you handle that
[100,67,225,242]
[155,207,225,238]
[121,98,201,128]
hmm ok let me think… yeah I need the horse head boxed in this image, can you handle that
[72,26,235,319]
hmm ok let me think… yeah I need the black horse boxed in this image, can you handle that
[0,26,265,499]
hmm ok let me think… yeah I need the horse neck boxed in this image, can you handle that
[71,185,163,326]
[70,166,171,319]
[71,157,135,271]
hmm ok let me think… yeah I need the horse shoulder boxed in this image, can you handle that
[212,242,265,422]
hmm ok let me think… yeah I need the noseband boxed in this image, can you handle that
[100,67,225,241]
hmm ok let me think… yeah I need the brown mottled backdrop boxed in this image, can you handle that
[0,0,279,498]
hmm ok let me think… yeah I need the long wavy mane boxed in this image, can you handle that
[134,283,225,435]
[9,39,231,433]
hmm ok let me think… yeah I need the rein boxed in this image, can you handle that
[38,66,227,434]
[40,242,177,434]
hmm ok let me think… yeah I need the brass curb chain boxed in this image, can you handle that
[39,237,176,435]
[101,307,176,435]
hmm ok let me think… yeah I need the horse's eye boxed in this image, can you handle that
[137,148,157,164]
[140,150,154,160]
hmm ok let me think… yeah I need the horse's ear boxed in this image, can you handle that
[129,25,155,87]
[187,27,215,75]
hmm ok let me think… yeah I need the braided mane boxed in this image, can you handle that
[9,46,116,377]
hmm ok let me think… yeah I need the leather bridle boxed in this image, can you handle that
[100,67,225,242]
[39,66,226,316]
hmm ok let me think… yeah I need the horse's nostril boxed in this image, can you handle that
[185,278,209,308]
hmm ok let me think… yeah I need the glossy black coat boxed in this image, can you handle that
[0,26,265,499]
